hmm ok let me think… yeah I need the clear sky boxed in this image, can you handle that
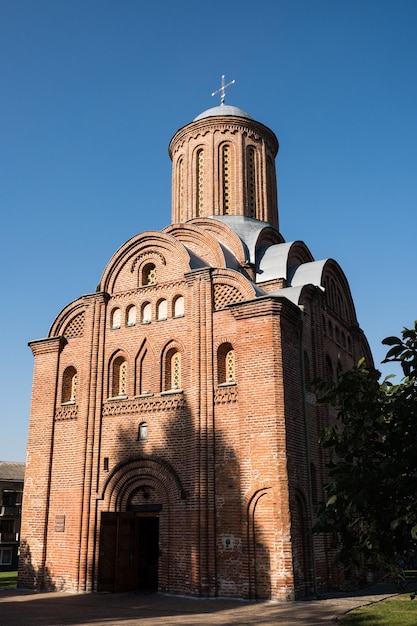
[1,0,416,462]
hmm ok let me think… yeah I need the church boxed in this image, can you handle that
[19,80,372,600]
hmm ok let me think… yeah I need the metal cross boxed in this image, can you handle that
[211,75,235,105]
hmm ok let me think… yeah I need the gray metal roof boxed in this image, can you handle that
[269,285,306,306]
[0,461,25,481]
[290,260,328,288]
[257,242,295,282]
[209,215,272,263]
[194,104,253,121]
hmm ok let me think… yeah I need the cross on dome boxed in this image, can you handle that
[211,75,235,105]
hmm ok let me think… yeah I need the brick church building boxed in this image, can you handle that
[19,86,372,600]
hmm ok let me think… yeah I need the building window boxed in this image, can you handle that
[126,305,136,326]
[173,295,184,318]
[247,147,256,217]
[141,302,152,323]
[171,352,181,389]
[157,299,168,321]
[328,321,333,339]
[178,157,184,222]
[143,263,156,286]
[0,548,12,565]
[218,343,235,384]
[310,463,318,505]
[164,349,181,391]
[112,356,128,397]
[325,355,333,383]
[222,144,231,214]
[111,308,121,329]
[62,366,77,403]
[196,148,204,216]
[0,519,15,534]
[303,351,312,391]
[138,422,148,441]
[1,490,22,508]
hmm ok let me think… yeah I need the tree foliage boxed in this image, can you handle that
[314,322,417,579]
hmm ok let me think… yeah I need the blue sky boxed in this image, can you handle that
[1,0,416,461]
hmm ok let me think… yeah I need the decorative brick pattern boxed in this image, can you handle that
[214,384,237,404]
[102,394,186,416]
[213,283,244,310]
[55,404,78,421]
[63,312,84,338]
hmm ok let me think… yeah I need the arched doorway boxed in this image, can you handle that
[96,456,186,593]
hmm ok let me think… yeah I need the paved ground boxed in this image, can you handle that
[0,583,402,626]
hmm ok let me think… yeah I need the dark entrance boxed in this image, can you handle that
[97,512,160,592]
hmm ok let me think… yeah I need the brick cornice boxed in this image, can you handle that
[229,295,302,324]
[28,336,67,356]
[169,117,279,157]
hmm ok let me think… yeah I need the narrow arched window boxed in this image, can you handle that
[171,351,181,389]
[310,462,318,505]
[111,308,121,329]
[126,305,136,327]
[325,355,333,383]
[138,422,148,441]
[142,263,156,286]
[196,148,204,216]
[247,147,256,217]
[177,157,184,222]
[217,343,235,384]
[62,366,77,403]
[112,356,128,397]
[304,351,312,391]
[173,295,184,318]
[157,299,168,321]
[328,321,333,339]
[222,144,231,214]
[337,361,342,380]
[164,348,182,391]
[141,302,152,323]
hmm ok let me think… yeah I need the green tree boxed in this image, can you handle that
[314,322,417,581]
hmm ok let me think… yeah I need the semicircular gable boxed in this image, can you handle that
[321,259,358,325]
[291,259,358,325]
[98,231,191,294]
[286,241,314,267]
[212,268,258,311]
[163,223,227,269]
[49,299,86,338]
[255,226,284,251]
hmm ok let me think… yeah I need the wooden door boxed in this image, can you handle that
[98,512,159,592]
[97,513,118,592]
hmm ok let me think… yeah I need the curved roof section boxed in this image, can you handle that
[194,103,253,121]
[257,242,295,283]
[290,260,328,288]
[210,215,280,264]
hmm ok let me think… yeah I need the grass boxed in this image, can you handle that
[339,594,417,625]
[0,571,18,587]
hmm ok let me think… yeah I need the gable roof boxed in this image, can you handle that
[0,461,25,481]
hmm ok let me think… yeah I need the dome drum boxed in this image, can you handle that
[169,114,279,229]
